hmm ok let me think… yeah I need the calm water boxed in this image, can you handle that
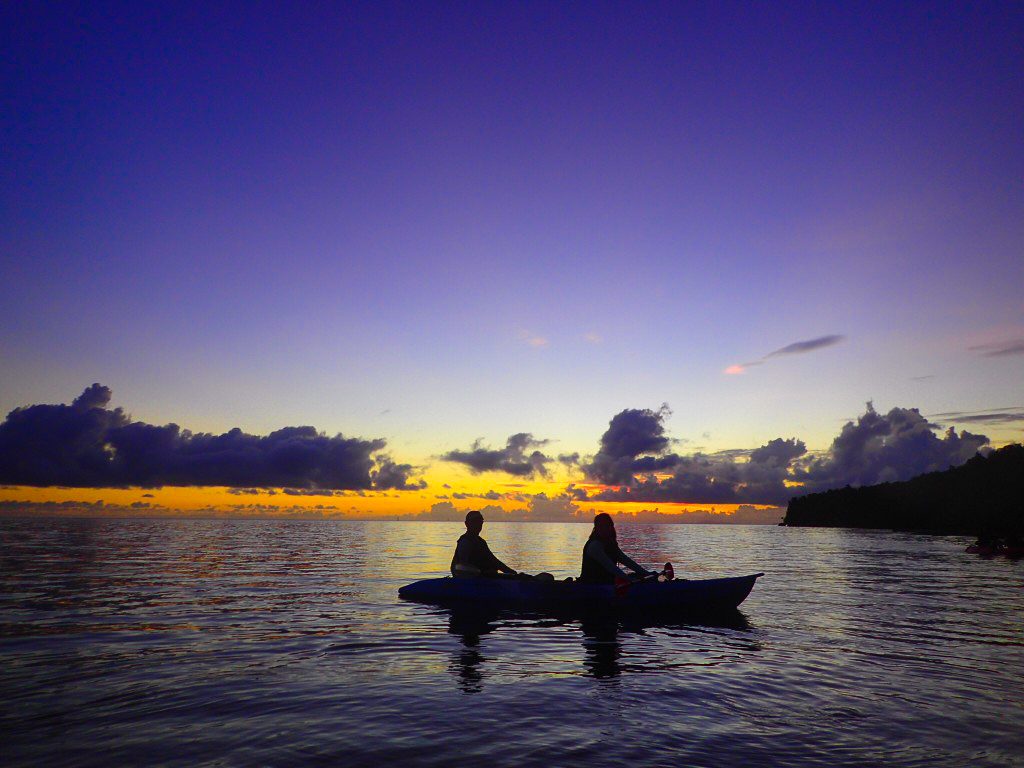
[1,519,1022,767]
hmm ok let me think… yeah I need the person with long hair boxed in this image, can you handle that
[579,513,651,584]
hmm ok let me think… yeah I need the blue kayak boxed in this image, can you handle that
[399,573,764,613]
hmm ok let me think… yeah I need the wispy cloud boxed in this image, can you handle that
[929,408,1024,426]
[583,331,603,345]
[766,335,846,358]
[725,334,845,374]
[517,329,548,347]
[969,338,1024,357]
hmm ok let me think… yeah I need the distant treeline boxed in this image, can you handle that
[782,443,1024,534]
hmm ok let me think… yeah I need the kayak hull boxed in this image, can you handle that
[399,573,763,613]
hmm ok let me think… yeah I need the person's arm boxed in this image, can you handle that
[585,539,628,579]
[613,545,649,576]
[480,539,516,574]
[494,556,516,575]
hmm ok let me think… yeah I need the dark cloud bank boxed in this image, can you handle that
[579,402,991,506]
[0,385,424,491]
[1,385,1006,513]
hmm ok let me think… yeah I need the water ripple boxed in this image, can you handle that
[2,518,1023,767]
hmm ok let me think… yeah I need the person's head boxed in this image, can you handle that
[592,512,616,543]
[465,510,483,534]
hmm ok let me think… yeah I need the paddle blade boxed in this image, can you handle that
[664,562,674,581]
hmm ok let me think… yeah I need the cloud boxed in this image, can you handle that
[0,385,423,490]
[580,402,988,505]
[793,403,989,492]
[969,338,1024,357]
[441,433,553,477]
[417,501,465,521]
[583,332,603,344]
[725,334,845,374]
[557,452,580,467]
[583,404,806,504]
[0,498,359,519]
[766,335,846,358]
[405,494,784,525]
[372,458,427,490]
[517,329,548,348]
[74,383,114,410]
[627,505,785,525]
[929,408,1024,426]
[451,490,504,500]
[584,405,675,485]
[281,488,346,497]
[588,440,806,505]
[412,493,585,523]
[520,492,583,521]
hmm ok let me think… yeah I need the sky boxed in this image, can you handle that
[2,2,1022,519]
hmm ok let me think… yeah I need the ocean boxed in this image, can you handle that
[2,518,1022,767]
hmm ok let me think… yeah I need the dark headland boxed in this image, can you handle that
[782,443,1024,535]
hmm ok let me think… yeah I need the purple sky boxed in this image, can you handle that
[3,2,1022,468]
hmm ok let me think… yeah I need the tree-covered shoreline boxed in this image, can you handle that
[782,443,1024,535]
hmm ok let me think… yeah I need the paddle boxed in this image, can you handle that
[614,562,675,597]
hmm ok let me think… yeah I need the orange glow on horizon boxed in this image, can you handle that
[0,453,782,519]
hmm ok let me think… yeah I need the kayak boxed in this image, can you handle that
[399,573,764,613]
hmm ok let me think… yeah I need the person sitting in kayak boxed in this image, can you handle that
[578,513,651,584]
[451,510,518,578]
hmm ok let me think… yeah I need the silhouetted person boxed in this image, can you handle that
[578,513,651,584]
[451,510,517,577]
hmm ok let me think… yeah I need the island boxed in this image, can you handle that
[782,443,1024,535]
